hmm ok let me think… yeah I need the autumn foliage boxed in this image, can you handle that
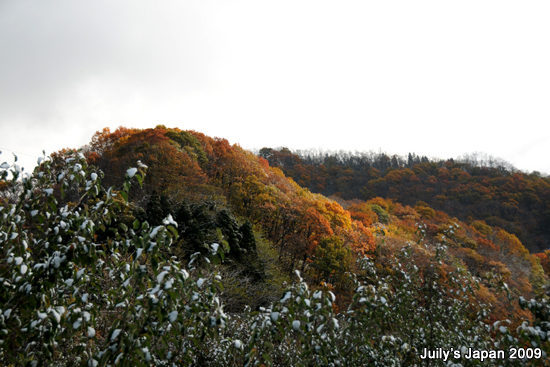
[261,148,550,253]
[3,126,550,365]
[82,127,376,280]
[75,126,548,326]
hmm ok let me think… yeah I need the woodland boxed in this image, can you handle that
[0,125,549,366]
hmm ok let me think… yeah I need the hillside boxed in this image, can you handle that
[259,148,550,253]
[1,126,549,366]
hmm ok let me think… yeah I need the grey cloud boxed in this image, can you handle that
[0,0,212,127]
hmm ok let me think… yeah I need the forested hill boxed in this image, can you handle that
[2,125,550,365]
[79,125,549,314]
[258,147,550,253]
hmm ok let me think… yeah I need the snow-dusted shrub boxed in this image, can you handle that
[343,241,492,366]
[0,153,226,366]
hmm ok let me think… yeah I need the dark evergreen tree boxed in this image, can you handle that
[146,190,171,226]
[174,202,217,256]
[239,220,256,256]
[216,209,243,259]
[239,220,265,280]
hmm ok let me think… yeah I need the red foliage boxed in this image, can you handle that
[534,250,550,276]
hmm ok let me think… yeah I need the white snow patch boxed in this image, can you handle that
[111,329,122,341]
[126,168,138,178]
[150,226,163,239]
[157,271,168,284]
[280,292,291,303]
[162,214,178,227]
[169,311,178,323]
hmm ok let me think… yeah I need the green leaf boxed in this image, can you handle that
[151,255,159,271]
[167,225,178,238]
[120,191,128,204]
[133,219,140,230]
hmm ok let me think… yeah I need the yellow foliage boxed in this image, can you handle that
[366,197,392,211]
[414,205,435,220]
[471,220,493,237]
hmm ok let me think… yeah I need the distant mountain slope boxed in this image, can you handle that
[259,148,550,253]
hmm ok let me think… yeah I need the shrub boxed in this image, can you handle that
[0,153,226,366]
[370,204,390,224]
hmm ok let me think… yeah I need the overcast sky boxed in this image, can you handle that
[1,0,549,174]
